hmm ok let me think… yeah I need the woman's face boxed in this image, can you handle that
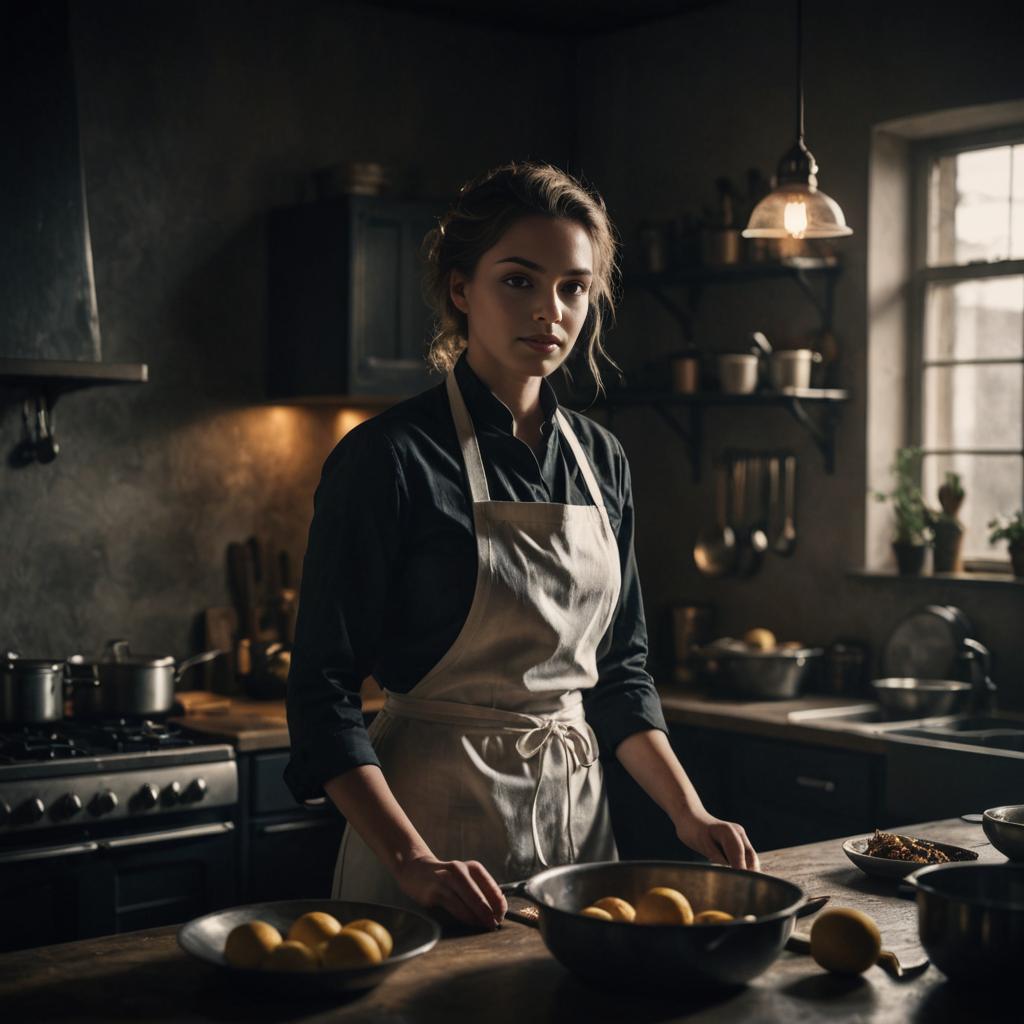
[450,215,594,381]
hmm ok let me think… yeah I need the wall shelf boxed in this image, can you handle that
[589,388,849,481]
[0,358,149,398]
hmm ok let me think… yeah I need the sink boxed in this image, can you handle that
[887,726,1024,752]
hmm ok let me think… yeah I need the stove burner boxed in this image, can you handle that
[0,718,194,763]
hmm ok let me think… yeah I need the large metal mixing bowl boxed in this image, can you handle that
[906,863,1024,986]
[870,677,972,719]
[506,860,805,992]
[984,806,1024,862]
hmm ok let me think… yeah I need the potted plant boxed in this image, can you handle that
[932,472,965,573]
[874,447,932,575]
[988,510,1024,578]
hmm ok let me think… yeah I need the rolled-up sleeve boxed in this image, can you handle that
[284,424,407,803]
[584,444,668,758]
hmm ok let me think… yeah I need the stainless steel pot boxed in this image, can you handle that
[1,651,65,723]
[870,677,972,719]
[68,640,224,718]
[695,643,823,700]
[502,860,806,992]
[907,862,1024,986]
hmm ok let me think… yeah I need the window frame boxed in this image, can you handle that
[909,123,1024,571]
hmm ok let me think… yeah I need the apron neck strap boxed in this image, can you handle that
[446,368,607,510]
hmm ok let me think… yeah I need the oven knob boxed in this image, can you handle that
[162,781,182,806]
[135,783,160,810]
[91,790,119,816]
[53,793,83,820]
[184,777,208,803]
[16,797,46,825]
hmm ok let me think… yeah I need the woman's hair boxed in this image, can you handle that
[420,161,623,398]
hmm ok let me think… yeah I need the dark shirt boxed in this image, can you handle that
[283,349,668,803]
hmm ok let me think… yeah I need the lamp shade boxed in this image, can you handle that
[742,182,852,239]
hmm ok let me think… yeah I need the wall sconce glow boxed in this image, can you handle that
[742,0,852,241]
[336,408,373,439]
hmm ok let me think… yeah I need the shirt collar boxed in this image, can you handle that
[453,348,560,436]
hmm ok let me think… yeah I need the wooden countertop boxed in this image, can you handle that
[0,817,1010,1022]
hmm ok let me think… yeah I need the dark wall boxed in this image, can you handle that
[1,0,573,658]
[576,0,1024,702]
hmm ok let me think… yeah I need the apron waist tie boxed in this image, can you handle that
[514,719,597,867]
[383,691,596,867]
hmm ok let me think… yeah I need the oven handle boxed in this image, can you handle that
[97,821,234,851]
[258,818,337,836]
[0,840,100,865]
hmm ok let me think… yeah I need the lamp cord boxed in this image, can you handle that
[795,0,805,144]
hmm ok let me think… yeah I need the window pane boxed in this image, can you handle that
[1013,144,1024,259]
[924,277,1024,360]
[928,145,1011,265]
[923,363,1023,450]
[923,453,1023,561]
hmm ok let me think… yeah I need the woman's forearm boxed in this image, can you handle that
[323,765,433,874]
[614,728,707,829]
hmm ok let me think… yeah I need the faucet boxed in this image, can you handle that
[962,638,996,714]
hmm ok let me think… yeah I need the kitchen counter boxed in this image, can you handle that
[0,817,1010,1023]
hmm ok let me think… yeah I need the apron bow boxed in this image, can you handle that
[515,717,598,868]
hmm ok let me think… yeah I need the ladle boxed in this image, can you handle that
[693,461,736,577]
[773,454,798,556]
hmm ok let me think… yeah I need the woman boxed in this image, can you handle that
[284,161,759,932]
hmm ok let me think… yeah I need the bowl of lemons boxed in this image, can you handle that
[506,860,806,992]
[177,899,440,995]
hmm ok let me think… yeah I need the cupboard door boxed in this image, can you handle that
[349,198,438,396]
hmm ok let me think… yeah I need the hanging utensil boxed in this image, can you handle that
[734,457,768,577]
[773,454,798,556]
[693,459,737,577]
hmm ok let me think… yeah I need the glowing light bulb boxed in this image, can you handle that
[783,200,808,238]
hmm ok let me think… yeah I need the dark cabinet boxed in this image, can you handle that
[605,724,883,859]
[268,195,442,400]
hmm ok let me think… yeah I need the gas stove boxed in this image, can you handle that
[0,718,237,837]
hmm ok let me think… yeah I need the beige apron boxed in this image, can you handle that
[332,367,622,906]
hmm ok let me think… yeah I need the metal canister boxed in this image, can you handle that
[822,639,870,697]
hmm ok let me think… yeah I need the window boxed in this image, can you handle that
[911,128,1024,568]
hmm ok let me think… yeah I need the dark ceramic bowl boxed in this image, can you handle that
[984,806,1024,862]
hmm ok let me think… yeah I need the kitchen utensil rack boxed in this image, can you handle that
[590,387,847,481]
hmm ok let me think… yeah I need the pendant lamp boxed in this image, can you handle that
[742,0,852,240]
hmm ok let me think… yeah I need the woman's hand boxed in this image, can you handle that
[393,854,508,930]
[676,809,760,871]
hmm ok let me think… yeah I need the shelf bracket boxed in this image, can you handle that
[783,396,841,473]
[792,268,836,332]
[646,285,697,347]
[652,401,703,482]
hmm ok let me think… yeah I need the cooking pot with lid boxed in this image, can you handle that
[68,640,225,718]
[1,651,65,724]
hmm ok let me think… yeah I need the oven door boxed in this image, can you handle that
[0,840,101,952]
[94,821,237,936]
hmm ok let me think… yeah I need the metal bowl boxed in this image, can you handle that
[697,644,824,700]
[177,899,440,996]
[983,806,1024,862]
[508,860,805,992]
[906,863,1024,986]
[870,677,972,719]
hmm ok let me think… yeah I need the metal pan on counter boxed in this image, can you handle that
[500,860,807,992]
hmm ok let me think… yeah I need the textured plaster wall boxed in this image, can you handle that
[1,0,572,658]
[575,0,1024,701]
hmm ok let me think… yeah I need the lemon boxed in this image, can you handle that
[580,906,614,920]
[693,910,734,924]
[224,920,282,969]
[591,896,636,922]
[743,628,776,651]
[288,911,343,948]
[345,918,394,958]
[810,908,882,975]
[262,939,319,972]
[320,927,384,968]
[635,887,694,925]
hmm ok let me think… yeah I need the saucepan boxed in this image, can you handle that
[1,651,66,724]
[67,639,226,718]
[906,862,1024,986]
[500,860,806,992]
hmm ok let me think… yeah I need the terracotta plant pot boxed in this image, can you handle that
[1011,541,1024,579]
[893,542,927,576]
[932,519,964,574]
